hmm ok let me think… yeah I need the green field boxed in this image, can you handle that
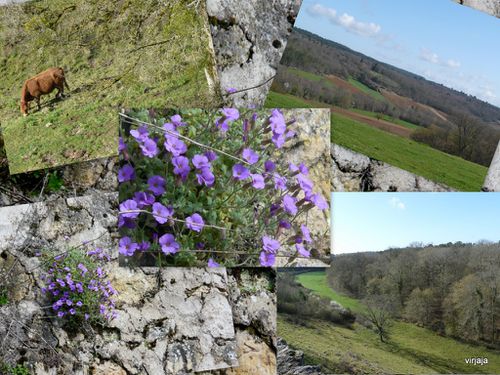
[265,92,487,191]
[280,271,500,374]
[0,0,218,174]
[350,108,421,130]
[332,112,487,191]
[347,77,386,101]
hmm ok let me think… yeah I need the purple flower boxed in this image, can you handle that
[222,108,239,121]
[164,137,187,156]
[298,163,309,175]
[119,199,140,219]
[140,138,159,158]
[69,308,76,315]
[57,311,65,318]
[242,148,259,165]
[139,241,151,251]
[289,163,299,173]
[159,234,180,255]
[259,251,276,267]
[172,156,191,181]
[163,122,178,135]
[262,236,280,254]
[282,195,298,215]
[96,267,104,278]
[148,175,166,196]
[264,160,276,173]
[66,299,73,306]
[130,126,149,142]
[272,133,285,149]
[296,244,310,258]
[118,164,135,183]
[152,202,173,224]
[84,313,90,321]
[208,258,220,268]
[133,191,155,208]
[269,109,286,135]
[226,87,237,93]
[204,150,218,162]
[186,213,204,233]
[270,203,280,216]
[297,174,314,194]
[77,263,88,276]
[192,154,210,170]
[273,173,287,191]
[196,167,215,187]
[119,236,139,256]
[279,220,291,229]
[76,301,83,307]
[118,137,126,152]
[301,225,312,243]
[170,114,186,127]
[216,108,240,132]
[251,174,265,189]
[310,193,328,210]
[232,164,250,180]
[118,216,137,229]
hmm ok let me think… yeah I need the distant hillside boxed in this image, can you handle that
[272,28,500,167]
[281,28,500,125]
[0,0,218,173]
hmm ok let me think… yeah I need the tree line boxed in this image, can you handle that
[328,242,500,347]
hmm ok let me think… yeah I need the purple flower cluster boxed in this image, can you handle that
[119,109,328,267]
[40,247,117,322]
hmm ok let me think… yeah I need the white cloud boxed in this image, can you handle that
[308,3,381,37]
[446,59,461,68]
[420,48,439,64]
[389,197,405,210]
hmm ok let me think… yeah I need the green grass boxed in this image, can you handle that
[347,77,386,101]
[0,0,218,174]
[332,112,487,191]
[265,91,314,108]
[280,271,500,374]
[350,108,421,130]
[296,271,366,313]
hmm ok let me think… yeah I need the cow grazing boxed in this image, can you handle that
[20,67,70,116]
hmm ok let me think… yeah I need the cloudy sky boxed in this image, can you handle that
[331,193,500,254]
[295,0,500,107]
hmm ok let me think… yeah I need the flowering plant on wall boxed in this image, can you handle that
[118,108,328,267]
[39,246,117,325]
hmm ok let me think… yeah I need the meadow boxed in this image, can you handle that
[265,91,487,191]
[0,0,218,174]
[279,271,500,374]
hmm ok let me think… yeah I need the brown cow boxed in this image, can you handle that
[20,67,70,116]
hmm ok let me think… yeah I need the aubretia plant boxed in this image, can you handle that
[118,108,329,267]
[39,247,117,325]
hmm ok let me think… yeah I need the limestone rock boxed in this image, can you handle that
[277,338,323,375]
[483,141,500,191]
[454,0,500,17]
[331,143,455,192]
[208,0,302,107]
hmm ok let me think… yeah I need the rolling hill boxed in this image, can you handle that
[278,271,500,374]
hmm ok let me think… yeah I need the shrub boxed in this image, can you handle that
[118,108,328,267]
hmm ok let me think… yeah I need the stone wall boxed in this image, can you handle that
[331,144,454,192]
[0,193,276,374]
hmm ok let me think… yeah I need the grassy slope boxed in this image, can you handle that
[350,108,421,130]
[347,76,386,101]
[265,91,487,191]
[0,0,217,174]
[332,112,487,191]
[279,271,500,374]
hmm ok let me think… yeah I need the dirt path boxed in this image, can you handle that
[333,107,414,138]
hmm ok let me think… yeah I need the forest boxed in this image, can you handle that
[328,241,500,348]
[272,28,500,167]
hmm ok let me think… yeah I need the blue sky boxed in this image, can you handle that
[295,0,500,107]
[331,192,500,254]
